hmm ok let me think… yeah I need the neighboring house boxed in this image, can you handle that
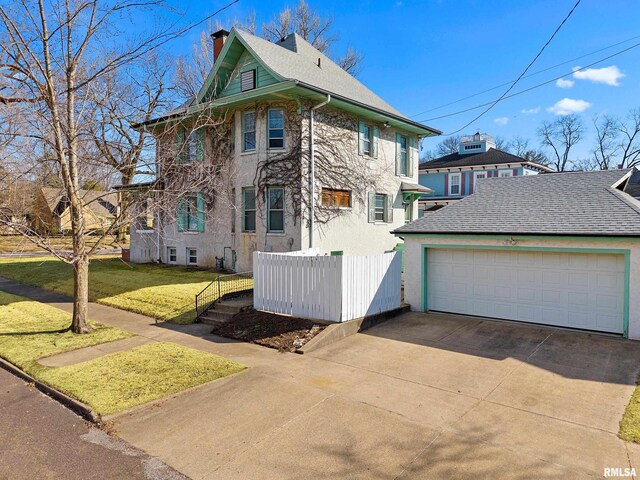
[395,168,640,339]
[129,28,439,270]
[418,133,552,215]
[31,187,118,234]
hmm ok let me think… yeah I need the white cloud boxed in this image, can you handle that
[494,116,509,126]
[547,98,592,116]
[556,78,574,88]
[521,106,540,115]
[572,66,625,86]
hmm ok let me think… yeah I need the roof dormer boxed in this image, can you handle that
[459,132,496,155]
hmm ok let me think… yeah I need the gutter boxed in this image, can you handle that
[309,94,331,248]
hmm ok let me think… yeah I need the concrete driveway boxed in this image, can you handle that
[112,312,640,479]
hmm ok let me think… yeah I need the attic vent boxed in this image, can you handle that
[240,69,256,92]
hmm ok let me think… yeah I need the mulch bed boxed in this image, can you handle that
[210,309,327,352]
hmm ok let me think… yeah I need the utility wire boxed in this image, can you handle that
[416,40,640,123]
[409,33,640,118]
[443,0,582,135]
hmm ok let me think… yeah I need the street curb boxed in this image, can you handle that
[0,357,100,423]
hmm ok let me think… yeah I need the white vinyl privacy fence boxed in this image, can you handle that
[253,250,402,322]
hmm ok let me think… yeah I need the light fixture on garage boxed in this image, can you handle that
[503,236,517,246]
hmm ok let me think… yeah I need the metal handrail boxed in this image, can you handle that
[195,271,253,319]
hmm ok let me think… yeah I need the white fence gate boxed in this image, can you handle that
[253,250,402,322]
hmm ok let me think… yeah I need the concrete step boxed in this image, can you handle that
[214,297,253,314]
[199,309,236,325]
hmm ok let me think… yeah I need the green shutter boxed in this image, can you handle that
[384,194,393,223]
[358,121,366,155]
[372,126,379,158]
[408,136,415,177]
[196,193,205,232]
[177,198,186,232]
[395,133,402,175]
[367,192,375,223]
[195,129,204,162]
[176,128,186,164]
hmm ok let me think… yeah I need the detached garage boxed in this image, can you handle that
[396,169,640,339]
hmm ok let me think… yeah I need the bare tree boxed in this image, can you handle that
[616,108,640,168]
[494,136,509,151]
[537,114,585,172]
[0,0,182,333]
[592,115,620,170]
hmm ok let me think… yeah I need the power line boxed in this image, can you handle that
[409,33,640,118]
[444,0,582,136]
[416,40,640,123]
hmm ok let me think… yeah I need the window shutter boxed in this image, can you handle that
[195,129,204,162]
[367,192,375,223]
[395,133,401,175]
[196,193,205,232]
[408,137,415,177]
[175,129,186,164]
[177,198,186,232]
[372,126,379,158]
[384,194,393,223]
[358,121,366,155]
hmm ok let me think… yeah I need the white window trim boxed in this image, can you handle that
[167,246,177,264]
[242,110,256,152]
[267,186,285,233]
[267,108,285,150]
[449,173,461,196]
[473,171,487,190]
[499,170,513,178]
[186,247,198,265]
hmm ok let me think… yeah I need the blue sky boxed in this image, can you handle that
[167,0,640,160]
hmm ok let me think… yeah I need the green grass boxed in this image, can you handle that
[0,291,132,373]
[39,342,246,415]
[0,291,245,416]
[620,383,640,442]
[0,256,220,323]
[0,234,128,254]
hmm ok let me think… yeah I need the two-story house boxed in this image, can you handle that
[418,133,551,216]
[129,28,439,271]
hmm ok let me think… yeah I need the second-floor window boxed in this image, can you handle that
[176,128,204,163]
[267,187,284,232]
[449,173,461,196]
[358,121,378,157]
[242,188,256,232]
[474,171,487,190]
[368,192,392,223]
[242,111,256,152]
[177,193,205,232]
[268,109,285,149]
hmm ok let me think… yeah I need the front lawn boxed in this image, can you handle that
[0,291,245,416]
[0,234,127,254]
[620,383,640,443]
[39,342,245,415]
[0,256,218,323]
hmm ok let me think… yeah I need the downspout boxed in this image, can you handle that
[309,94,331,249]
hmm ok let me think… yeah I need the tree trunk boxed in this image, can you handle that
[71,253,92,333]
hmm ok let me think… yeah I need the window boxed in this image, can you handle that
[177,193,205,232]
[404,202,412,224]
[368,192,393,223]
[242,111,256,152]
[474,171,487,190]
[231,188,236,233]
[449,173,461,195]
[176,128,204,163]
[268,109,284,149]
[397,134,408,176]
[240,69,256,92]
[267,187,285,232]
[464,144,482,151]
[167,247,177,263]
[186,248,198,265]
[242,188,256,232]
[321,188,351,207]
[499,170,513,177]
[358,121,378,157]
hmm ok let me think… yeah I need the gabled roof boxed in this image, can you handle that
[419,148,552,172]
[40,187,117,218]
[625,167,640,199]
[137,28,439,135]
[395,169,640,236]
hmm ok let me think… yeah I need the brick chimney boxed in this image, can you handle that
[211,29,229,64]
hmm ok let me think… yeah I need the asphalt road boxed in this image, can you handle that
[0,367,187,480]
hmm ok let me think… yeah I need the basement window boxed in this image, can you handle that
[187,248,198,265]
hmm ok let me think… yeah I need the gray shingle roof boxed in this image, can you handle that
[236,29,408,120]
[419,148,551,171]
[395,169,640,236]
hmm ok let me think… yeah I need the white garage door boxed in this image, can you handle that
[427,248,625,334]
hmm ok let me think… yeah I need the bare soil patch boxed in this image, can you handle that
[210,309,327,352]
